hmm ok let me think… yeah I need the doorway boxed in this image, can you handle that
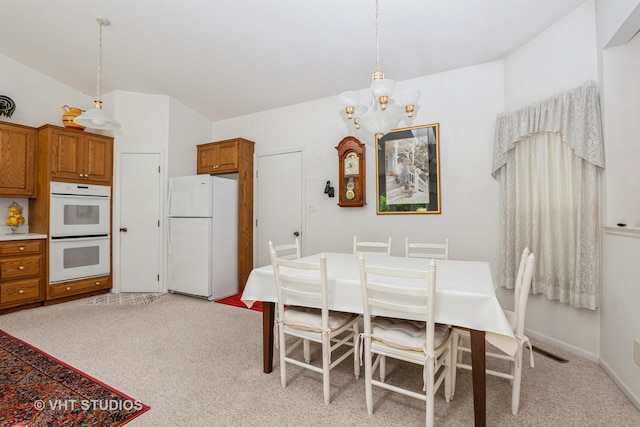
[115,151,163,293]
[256,149,304,267]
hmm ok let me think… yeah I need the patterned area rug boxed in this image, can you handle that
[0,329,149,426]
[83,293,164,306]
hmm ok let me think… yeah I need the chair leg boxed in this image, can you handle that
[426,358,435,427]
[279,329,287,389]
[303,339,311,364]
[364,339,374,415]
[511,349,523,415]
[444,339,453,403]
[353,323,360,379]
[323,333,331,405]
[450,331,460,399]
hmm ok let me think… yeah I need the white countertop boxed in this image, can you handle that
[0,233,47,241]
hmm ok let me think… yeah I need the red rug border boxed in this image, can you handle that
[0,328,151,426]
[214,292,262,312]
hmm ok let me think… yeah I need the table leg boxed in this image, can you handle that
[262,301,275,373]
[469,329,486,427]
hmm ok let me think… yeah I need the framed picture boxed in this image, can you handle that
[375,123,441,214]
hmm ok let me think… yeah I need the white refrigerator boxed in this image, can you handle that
[167,174,238,300]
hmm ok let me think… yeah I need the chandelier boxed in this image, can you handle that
[74,17,121,130]
[339,0,420,137]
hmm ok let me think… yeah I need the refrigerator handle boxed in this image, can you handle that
[167,184,173,215]
[167,218,173,254]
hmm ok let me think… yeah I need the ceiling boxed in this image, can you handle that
[0,0,587,122]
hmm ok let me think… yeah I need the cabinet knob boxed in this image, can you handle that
[19,289,24,294]
[84,174,89,178]
[95,281,101,285]
[18,266,25,271]
[66,287,71,291]
[79,173,84,177]
[19,246,25,251]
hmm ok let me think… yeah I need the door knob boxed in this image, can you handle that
[119,227,128,232]
[293,231,300,237]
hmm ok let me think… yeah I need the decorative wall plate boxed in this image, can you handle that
[0,95,16,118]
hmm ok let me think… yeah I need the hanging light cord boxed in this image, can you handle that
[96,20,103,102]
[372,0,384,81]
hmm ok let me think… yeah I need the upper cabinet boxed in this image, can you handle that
[38,125,113,185]
[0,121,37,197]
[197,140,239,174]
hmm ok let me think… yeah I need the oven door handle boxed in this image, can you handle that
[50,235,110,242]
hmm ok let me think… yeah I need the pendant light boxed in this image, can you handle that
[339,0,419,137]
[74,17,121,130]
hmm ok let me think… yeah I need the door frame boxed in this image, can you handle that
[254,147,306,267]
[113,148,166,293]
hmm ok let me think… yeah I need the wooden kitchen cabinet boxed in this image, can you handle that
[37,124,113,185]
[47,274,110,300]
[0,239,44,311]
[197,140,239,174]
[197,138,254,292]
[0,121,37,197]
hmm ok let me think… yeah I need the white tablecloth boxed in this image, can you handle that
[241,252,517,356]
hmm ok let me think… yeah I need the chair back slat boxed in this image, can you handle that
[354,236,392,255]
[405,237,449,259]
[273,237,300,260]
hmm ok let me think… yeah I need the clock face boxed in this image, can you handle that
[344,152,359,175]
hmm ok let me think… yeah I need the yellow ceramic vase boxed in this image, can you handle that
[61,105,86,131]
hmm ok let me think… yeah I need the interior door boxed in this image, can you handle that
[117,152,162,292]
[256,150,303,267]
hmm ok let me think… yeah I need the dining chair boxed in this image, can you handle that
[358,256,453,427]
[273,237,300,260]
[269,242,360,405]
[450,250,536,415]
[353,236,392,255]
[405,237,450,259]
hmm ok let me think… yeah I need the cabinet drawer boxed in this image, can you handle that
[0,255,42,280]
[0,278,42,305]
[49,275,111,299]
[0,240,43,256]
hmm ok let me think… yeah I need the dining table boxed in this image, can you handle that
[241,252,517,427]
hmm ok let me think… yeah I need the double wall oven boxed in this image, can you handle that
[49,182,111,283]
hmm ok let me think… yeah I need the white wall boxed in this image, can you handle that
[501,0,601,359]
[0,53,92,129]
[168,98,212,178]
[596,0,640,410]
[212,62,505,270]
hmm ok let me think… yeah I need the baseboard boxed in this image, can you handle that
[600,359,640,412]
[524,328,599,363]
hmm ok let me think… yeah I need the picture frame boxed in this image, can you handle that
[375,123,441,214]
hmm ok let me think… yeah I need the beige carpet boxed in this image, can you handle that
[0,293,638,426]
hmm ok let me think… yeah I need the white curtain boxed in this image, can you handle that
[491,82,604,310]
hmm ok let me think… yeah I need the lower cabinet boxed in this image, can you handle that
[0,239,44,311]
[47,275,111,300]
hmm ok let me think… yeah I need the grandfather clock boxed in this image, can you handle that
[336,136,366,207]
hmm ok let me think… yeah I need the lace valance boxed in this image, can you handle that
[492,81,604,177]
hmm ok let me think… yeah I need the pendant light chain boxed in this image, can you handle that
[373,0,384,81]
[96,20,103,101]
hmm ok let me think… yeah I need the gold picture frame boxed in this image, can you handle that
[375,123,441,214]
